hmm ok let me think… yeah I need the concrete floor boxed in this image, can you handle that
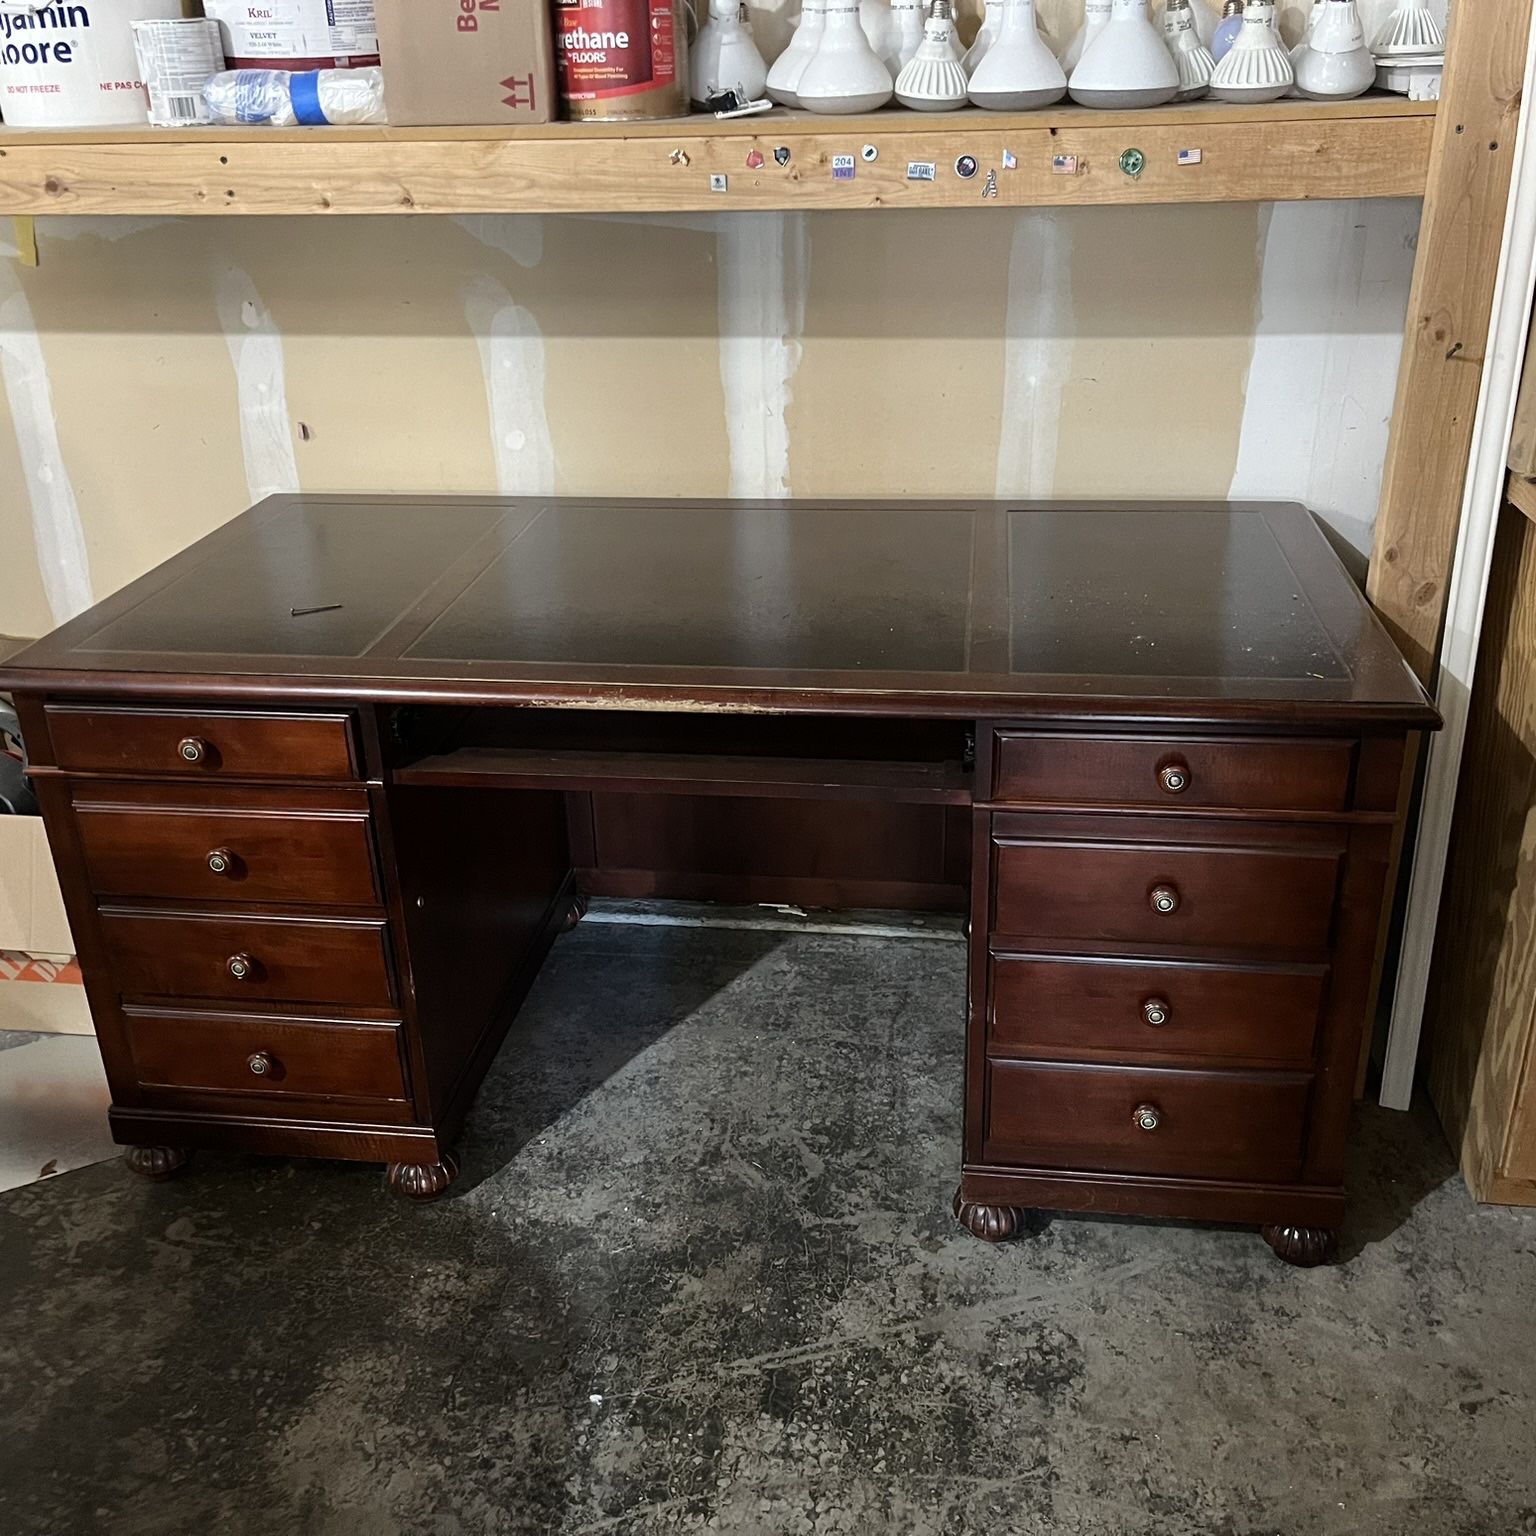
[1,920,1533,1536]
[0,1028,116,1192]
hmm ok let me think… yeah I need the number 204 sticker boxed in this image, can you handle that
[831,154,856,181]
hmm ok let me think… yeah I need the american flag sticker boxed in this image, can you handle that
[1178,148,1203,166]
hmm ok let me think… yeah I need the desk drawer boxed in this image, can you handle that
[46,706,358,782]
[989,955,1325,1066]
[991,837,1340,954]
[983,1060,1311,1182]
[74,785,379,908]
[991,733,1354,814]
[126,1008,409,1108]
[99,909,394,1009]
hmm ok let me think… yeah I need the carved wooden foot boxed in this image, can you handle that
[953,1189,1025,1243]
[1261,1224,1340,1268]
[561,892,589,932]
[124,1145,192,1180]
[386,1153,459,1201]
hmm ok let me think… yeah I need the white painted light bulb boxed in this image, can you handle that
[895,0,969,107]
[889,0,928,68]
[860,0,900,69]
[1062,0,1112,72]
[1069,0,1180,109]
[1209,0,1294,101]
[1162,0,1214,99]
[1372,0,1444,57]
[963,0,1002,74]
[690,0,769,106]
[766,0,829,108]
[968,0,1066,108]
[1293,0,1374,99]
[799,0,896,111]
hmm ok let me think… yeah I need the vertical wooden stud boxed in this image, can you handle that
[1367,0,1533,684]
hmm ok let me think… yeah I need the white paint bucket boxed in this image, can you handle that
[201,0,378,71]
[0,0,185,127]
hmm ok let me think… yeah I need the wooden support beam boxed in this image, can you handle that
[1509,471,1536,526]
[0,100,1432,218]
[1368,0,1533,685]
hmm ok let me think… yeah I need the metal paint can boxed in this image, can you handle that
[554,0,690,121]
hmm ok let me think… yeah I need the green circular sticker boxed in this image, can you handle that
[1119,147,1146,179]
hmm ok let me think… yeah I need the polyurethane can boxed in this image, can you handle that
[554,0,691,121]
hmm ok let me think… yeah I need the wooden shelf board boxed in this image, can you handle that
[393,747,973,804]
[0,96,1435,216]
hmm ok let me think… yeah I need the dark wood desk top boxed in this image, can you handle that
[0,496,1437,726]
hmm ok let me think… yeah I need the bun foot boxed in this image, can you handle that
[953,1190,1024,1243]
[1261,1224,1340,1267]
[561,892,589,932]
[387,1153,459,1201]
[124,1145,192,1180]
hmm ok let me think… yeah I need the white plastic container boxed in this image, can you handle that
[0,0,184,127]
[132,17,224,125]
[201,0,377,71]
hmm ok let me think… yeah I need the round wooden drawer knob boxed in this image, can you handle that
[247,1051,275,1077]
[207,848,235,876]
[177,736,208,765]
[1142,998,1171,1027]
[227,952,256,981]
[1158,762,1190,794]
[1133,1103,1162,1133]
[1150,884,1180,915]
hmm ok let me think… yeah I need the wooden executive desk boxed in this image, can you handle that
[0,497,1438,1264]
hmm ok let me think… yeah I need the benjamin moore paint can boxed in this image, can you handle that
[554,0,689,121]
[0,0,183,127]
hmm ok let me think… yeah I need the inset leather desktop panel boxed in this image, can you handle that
[1007,509,1349,681]
[83,499,520,659]
[405,503,976,673]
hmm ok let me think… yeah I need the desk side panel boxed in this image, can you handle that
[385,779,572,1129]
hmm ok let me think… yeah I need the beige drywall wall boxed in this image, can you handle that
[0,191,1420,636]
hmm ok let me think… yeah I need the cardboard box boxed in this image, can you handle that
[374,0,556,125]
[0,816,73,958]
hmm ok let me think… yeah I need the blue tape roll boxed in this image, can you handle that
[290,71,327,126]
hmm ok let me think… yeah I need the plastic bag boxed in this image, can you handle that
[202,66,386,126]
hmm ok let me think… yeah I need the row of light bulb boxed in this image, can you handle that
[690,0,1440,115]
